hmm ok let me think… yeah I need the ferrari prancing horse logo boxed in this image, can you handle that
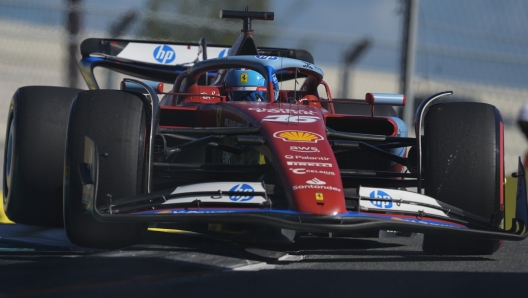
[240,73,248,84]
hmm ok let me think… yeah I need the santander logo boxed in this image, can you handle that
[306,178,326,185]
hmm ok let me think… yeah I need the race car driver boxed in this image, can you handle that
[224,69,279,102]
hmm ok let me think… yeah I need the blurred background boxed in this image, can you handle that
[0,0,527,175]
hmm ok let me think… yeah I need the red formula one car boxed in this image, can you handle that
[4,10,528,254]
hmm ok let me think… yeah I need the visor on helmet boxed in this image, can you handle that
[229,86,267,101]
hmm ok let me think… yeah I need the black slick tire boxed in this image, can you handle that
[422,102,503,255]
[64,90,147,249]
[3,86,81,227]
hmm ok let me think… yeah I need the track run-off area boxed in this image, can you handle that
[0,221,527,298]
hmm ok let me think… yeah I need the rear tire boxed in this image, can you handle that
[64,90,148,249]
[3,86,81,227]
[422,102,503,255]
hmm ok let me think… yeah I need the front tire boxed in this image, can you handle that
[4,86,81,227]
[64,90,148,249]
[422,102,503,255]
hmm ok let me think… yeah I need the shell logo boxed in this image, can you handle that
[273,130,324,143]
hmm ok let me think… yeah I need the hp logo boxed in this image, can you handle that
[229,184,255,202]
[153,45,176,64]
[369,190,393,209]
[255,55,278,60]
[218,49,230,57]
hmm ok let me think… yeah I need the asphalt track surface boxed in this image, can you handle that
[0,224,527,298]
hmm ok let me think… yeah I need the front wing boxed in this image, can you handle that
[79,137,528,242]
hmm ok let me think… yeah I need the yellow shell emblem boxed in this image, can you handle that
[273,130,324,143]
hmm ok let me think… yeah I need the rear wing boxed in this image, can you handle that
[78,38,314,90]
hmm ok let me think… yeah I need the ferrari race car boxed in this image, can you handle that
[4,10,528,254]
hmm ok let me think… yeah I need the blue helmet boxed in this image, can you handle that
[225,69,279,102]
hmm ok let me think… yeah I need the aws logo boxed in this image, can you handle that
[153,45,176,64]
[369,190,393,209]
[290,146,319,153]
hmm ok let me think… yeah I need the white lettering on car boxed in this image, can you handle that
[292,185,341,192]
[286,161,332,167]
[290,146,320,153]
[289,168,336,176]
[261,115,319,123]
[248,108,318,115]
[284,155,330,161]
